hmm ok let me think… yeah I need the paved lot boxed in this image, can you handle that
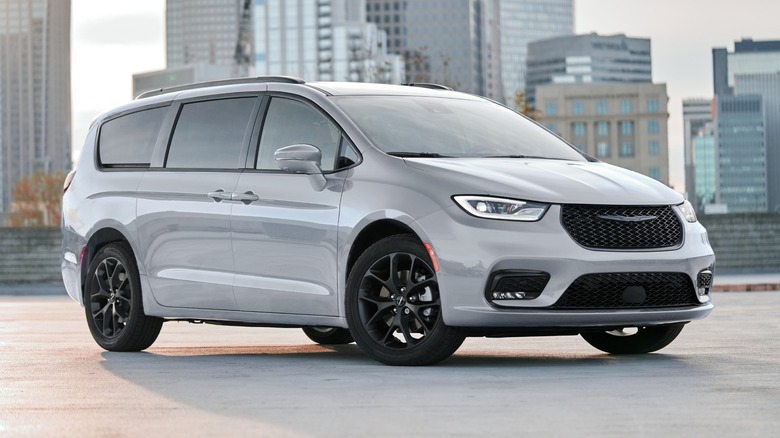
[1,292,778,437]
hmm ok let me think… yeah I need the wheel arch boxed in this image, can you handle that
[81,227,136,296]
[345,219,421,280]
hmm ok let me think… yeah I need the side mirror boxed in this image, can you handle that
[274,144,327,191]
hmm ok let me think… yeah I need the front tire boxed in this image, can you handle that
[302,327,353,345]
[346,235,466,366]
[581,323,685,354]
[84,242,163,351]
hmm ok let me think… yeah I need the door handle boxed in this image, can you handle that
[232,191,260,204]
[207,189,232,202]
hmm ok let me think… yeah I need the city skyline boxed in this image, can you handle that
[71,0,780,191]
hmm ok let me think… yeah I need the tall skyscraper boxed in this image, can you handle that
[707,38,780,212]
[366,0,500,98]
[715,94,767,212]
[526,33,652,106]
[254,0,403,83]
[712,38,780,96]
[682,98,713,210]
[734,73,780,212]
[536,82,670,184]
[498,0,573,105]
[0,0,71,219]
[693,122,716,211]
[166,0,246,68]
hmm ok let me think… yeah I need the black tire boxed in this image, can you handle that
[346,234,466,366]
[302,327,354,345]
[581,323,685,354]
[84,242,163,351]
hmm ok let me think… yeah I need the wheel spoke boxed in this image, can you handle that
[399,315,419,346]
[365,301,395,327]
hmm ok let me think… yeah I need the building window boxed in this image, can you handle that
[620,120,633,135]
[597,121,609,136]
[648,120,659,135]
[595,121,609,137]
[649,167,661,180]
[597,141,610,157]
[597,100,607,115]
[621,99,632,114]
[545,102,557,116]
[573,122,586,137]
[649,140,659,156]
[647,98,659,113]
[573,101,584,116]
[620,141,634,157]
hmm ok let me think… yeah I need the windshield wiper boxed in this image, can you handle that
[387,152,452,158]
[484,154,571,160]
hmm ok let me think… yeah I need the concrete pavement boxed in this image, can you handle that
[1,292,778,437]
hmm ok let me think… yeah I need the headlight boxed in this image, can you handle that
[453,196,549,221]
[676,200,697,223]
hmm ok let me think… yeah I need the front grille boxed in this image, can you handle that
[561,205,683,250]
[551,272,699,309]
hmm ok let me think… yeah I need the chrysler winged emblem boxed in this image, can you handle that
[597,215,657,222]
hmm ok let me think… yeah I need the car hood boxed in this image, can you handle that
[403,158,684,205]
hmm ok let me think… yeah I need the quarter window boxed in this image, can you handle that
[99,106,168,167]
[166,97,257,169]
[257,98,341,171]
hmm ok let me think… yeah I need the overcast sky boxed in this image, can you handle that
[71,0,780,191]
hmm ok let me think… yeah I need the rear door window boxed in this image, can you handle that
[166,97,257,169]
[98,106,168,168]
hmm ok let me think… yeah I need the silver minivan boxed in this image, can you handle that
[62,77,715,365]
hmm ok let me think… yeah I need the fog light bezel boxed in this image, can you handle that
[485,270,551,306]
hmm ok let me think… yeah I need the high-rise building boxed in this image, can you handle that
[707,38,780,212]
[0,0,71,219]
[693,122,716,211]
[715,94,767,212]
[254,0,403,83]
[734,73,780,212]
[166,0,246,68]
[536,82,670,184]
[526,33,652,106]
[682,98,713,210]
[713,38,780,96]
[498,0,573,105]
[367,0,502,98]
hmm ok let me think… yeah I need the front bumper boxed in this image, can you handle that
[417,205,716,328]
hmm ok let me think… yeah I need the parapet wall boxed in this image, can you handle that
[0,215,778,284]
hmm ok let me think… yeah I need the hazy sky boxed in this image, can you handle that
[71,0,780,191]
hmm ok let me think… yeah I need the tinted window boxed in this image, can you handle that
[256,98,341,171]
[98,106,168,167]
[166,97,256,169]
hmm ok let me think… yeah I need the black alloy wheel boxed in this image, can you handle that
[346,235,465,365]
[581,323,686,354]
[84,243,162,351]
[302,326,354,345]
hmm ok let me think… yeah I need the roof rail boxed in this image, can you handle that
[135,76,306,99]
[401,82,454,91]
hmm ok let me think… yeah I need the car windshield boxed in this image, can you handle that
[333,96,587,161]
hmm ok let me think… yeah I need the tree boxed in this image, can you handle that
[6,171,65,227]
[513,90,539,120]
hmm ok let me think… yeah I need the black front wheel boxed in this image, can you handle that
[346,235,466,366]
[84,243,163,351]
[302,327,354,345]
[581,323,685,354]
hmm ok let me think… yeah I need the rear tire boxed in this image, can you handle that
[346,234,466,366]
[84,242,163,351]
[302,327,353,345]
[581,323,685,354]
